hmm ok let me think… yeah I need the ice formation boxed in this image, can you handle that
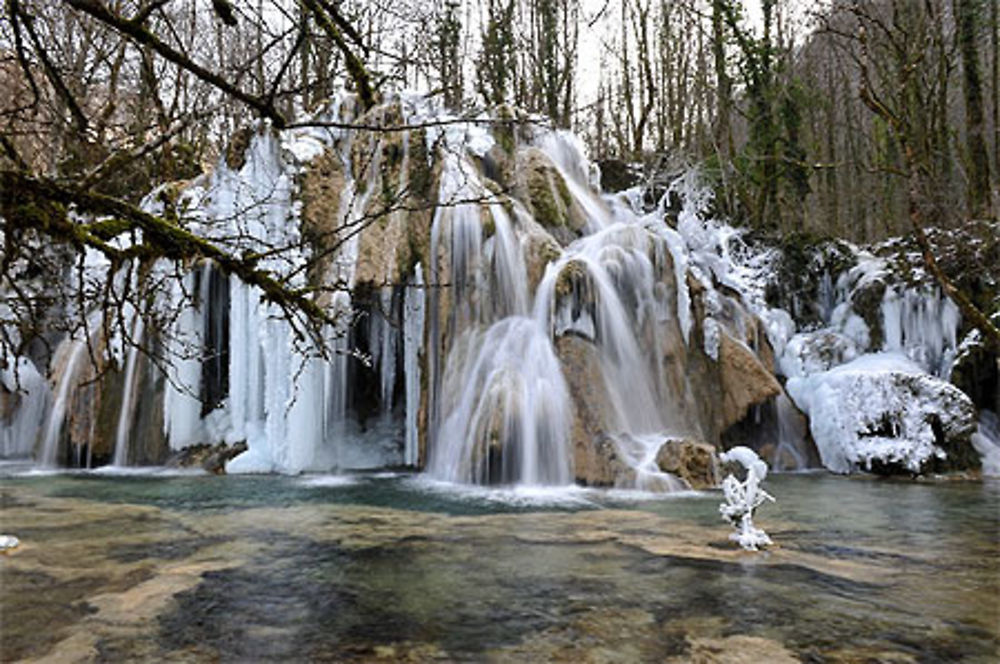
[3,91,993,485]
[719,446,774,551]
[786,353,975,473]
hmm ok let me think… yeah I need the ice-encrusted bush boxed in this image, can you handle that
[719,446,775,551]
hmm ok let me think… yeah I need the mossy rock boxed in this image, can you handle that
[515,148,585,245]
[849,275,888,349]
[951,333,999,411]
[224,126,255,171]
[751,230,857,327]
[299,149,346,300]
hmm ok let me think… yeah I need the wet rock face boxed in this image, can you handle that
[300,148,346,300]
[224,126,256,170]
[515,148,586,245]
[655,438,720,490]
[951,337,999,413]
[849,275,888,349]
[717,333,782,432]
[555,335,631,487]
[596,159,640,193]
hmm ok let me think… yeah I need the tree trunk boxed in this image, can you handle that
[955,0,993,218]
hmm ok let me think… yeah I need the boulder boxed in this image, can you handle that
[655,438,720,489]
[519,215,563,294]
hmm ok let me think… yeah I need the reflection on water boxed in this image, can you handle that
[1,473,997,662]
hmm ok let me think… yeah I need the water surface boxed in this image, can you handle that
[1,472,997,662]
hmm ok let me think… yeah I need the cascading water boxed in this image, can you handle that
[429,316,573,484]
[112,312,144,467]
[0,358,49,459]
[424,129,701,488]
[425,146,574,484]
[403,264,425,467]
[39,338,89,467]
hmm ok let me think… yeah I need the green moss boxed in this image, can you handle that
[555,169,573,210]
[555,260,587,298]
[408,128,432,200]
[482,210,496,239]
[493,105,517,157]
[88,218,133,240]
[527,167,568,228]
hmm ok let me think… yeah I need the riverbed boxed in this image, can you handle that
[1,471,997,662]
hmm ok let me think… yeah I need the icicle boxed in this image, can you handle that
[404,265,425,468]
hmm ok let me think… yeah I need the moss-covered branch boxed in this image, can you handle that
[301,0,376,110]
[1,170,341,336]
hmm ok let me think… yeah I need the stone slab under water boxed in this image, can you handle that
[0,473,997,662]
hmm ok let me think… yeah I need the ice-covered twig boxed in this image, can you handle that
[719,446,774,551]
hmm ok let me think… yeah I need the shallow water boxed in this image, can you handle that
[1,471,997,662]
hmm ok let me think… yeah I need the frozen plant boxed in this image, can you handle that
[719,446,775,551]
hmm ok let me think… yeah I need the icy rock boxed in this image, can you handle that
[786,353,978,475]
[718,446,774,551]
[778,330,860,379]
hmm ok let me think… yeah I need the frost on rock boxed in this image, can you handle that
[719,446,775,551]
[786,353,977,474]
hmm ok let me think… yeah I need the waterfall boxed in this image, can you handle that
[1,358,49,459]
[971,410,1000,477]
[423,129,702,487]
[113,313,145,466]
[424,146,581,485]
[12,96,986,483]
[39,338,89,467]
[773,393,809,471]
[428,316,572,484]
